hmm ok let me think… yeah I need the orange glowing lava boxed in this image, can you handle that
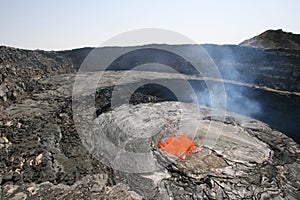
[158,134,198,159]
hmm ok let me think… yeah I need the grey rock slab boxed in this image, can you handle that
[87,101,300,199]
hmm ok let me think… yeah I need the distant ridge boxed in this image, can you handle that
[240,29,300,50]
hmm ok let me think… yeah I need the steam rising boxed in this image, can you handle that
[197,45,262,117]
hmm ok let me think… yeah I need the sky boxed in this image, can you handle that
[0,0,299,50]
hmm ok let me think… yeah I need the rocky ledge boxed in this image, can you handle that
[91,102,300,199]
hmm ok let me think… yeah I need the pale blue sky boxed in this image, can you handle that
[0,0,299,50]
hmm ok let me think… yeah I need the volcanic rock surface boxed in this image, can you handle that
[240,29,300,50]
[1,35,300,199]
[1,70,299,199]
[93,102,300,199]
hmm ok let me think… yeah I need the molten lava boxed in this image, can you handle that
[158,134,198,159]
